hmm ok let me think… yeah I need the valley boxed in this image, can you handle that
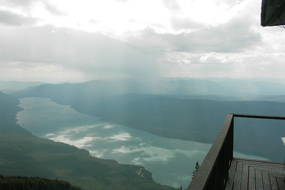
[2,78,285,189]
[16,97,274,188]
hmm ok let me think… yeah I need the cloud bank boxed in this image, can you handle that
[0,0,284,82]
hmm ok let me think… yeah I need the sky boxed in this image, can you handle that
[0,0,285,82]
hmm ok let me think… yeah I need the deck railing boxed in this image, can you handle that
[187,113,285,190]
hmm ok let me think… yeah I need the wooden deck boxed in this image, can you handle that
[225,158,284,190]
[187,114,285,190]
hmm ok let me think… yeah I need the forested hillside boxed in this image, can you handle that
[0,176,81,190]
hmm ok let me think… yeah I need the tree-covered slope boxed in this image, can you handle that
[0,91,175,190]
[0,176,81,190]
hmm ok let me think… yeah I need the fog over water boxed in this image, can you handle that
[16,98,268,188]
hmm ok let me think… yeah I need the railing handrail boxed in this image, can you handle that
[233,113,285,120]
[187,113,285,190]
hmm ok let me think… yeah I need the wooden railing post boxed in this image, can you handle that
[187,114,234,190]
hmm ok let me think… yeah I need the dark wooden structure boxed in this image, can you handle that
[187,114,285,190]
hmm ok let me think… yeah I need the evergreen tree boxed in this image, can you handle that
[192,161,200,179]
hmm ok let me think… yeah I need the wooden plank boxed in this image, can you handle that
[241,163,249,190]
[234,158,285,190]
[255,169,263,190]
[248,166,255,190]
[237,160,283,178]
[225,160,237,190]
[235,159,283,169]
[276,177,285,190]
[262,172,270,190]
[233,161,243,190]
[269,176,279,190]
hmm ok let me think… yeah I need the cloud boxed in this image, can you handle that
[141,146,175,163]
[170,17,203,30]
[169,27,260,53]
[199,52,230,64]
[1,0,39,7]
[112,146,142,154]
[127,20,261,54]
[103,125,114,129]
[45,133,55,137]
[125,27,171,53]
[0,0,283,80]
[113,0,129,2]
[0,25,160,80]
[45,125,105,148]
[125,0,262,54]
[49,135,95,148]
[44,3,66,16]
[0,9,38,26]
[62,125,99,134]
[0,19,265,81]
[106,132,132,142]
[162,0,180,11]
[112,145,176,163]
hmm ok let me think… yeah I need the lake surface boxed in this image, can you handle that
[16,98,267,188]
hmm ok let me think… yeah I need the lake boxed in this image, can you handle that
[16,98,267,188]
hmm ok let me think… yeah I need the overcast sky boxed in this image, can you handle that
[0,0,284,82]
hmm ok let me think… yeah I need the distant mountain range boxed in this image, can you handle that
[8,78,285,98]
[0,81,44,93]
[0,91,175,190]
[11,79,285,162]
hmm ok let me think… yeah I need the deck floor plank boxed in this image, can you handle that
[276,177,284,190]
[256,169,263,190]
[233,161,243,190]
[241,163,249,190]
[269,175,279,190]
[248,166,256,190]
[262,172,271,190]
[224,158,284,190]
[224,160,237,190]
